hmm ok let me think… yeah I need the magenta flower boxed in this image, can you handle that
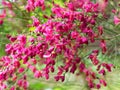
[99,69,105,75]
[10,86,15,90]
[96,84,101,89]
[22,80,29,89]
[31,16,40,27]
[71,31,79,39]
[9,36,17,42]
[100,39,107,54]
[70,63,77,73]
[34,0,44,7]
[18,67,25,73]
[79,63,85,72]
[0,20,3,25]
[29,65,37,73]
[17,35,26,45]
[17,79,23,87]
[98,26,103,36]
[100,79,107,86]
[114,16,120,25]
[34,70,42,78]
[0,10,6,18]
[31,58,37,64]
[54,76,65,82]
[2,1,12,9]
[25,0,35,12]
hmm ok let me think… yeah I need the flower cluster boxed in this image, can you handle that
[0,0,113,90]
[26,0,45,12]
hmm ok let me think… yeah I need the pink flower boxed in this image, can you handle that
[52,6,64,17]
[0,83,7,89]
[17,35,26,45]
[96,84,101,89]
[18,67,25,73]
[5,44,13,54]
[25,0,35,12]
[12,74,17,81]
[31,16,40,27]
[114,16,120,25]
[105,63,113,72]
[67,2,75,11]
[22,80,29,89]
[100,79,107,86]
[34,0,44,7]
[89,54,99,65]
[80,37,88,44]
[70,63,77,73]
[54,76,59,81]
[75,57,81,63]
[0,10,6,18]
[13,60,20,68]
[17,79,23,87]
[99,69,105,75]
[10,86,15,90]
[2,1,12,9]
[22,55,28,64]
[79,63,85,72]
[54,76,65,82]
[50,66,54,72]
[71,31,79,39]
[100,39,107,54]
[0,20,3,25]
[98,26,103,35]
[34,70,42,78]
[44,73,49,80]
[112,9,117,14]
[29,65,37,73]
[0,10,6,25]
[31,58,37,64]
[9,37,17,42]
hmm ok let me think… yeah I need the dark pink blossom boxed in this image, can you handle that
[98,26,103,36]
[10,86,15,90]
[17,35,26,45]
[34,70,42,78]
[31,16,40,27]
[100,79,107,86]
[99,69,106,75]
[18,67,25,73]
[96,84,101,89]
[0,20,3,25]
[100,39,107,54]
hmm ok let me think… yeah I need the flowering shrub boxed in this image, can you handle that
[1,0,120,90]
[0,0,14,25]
